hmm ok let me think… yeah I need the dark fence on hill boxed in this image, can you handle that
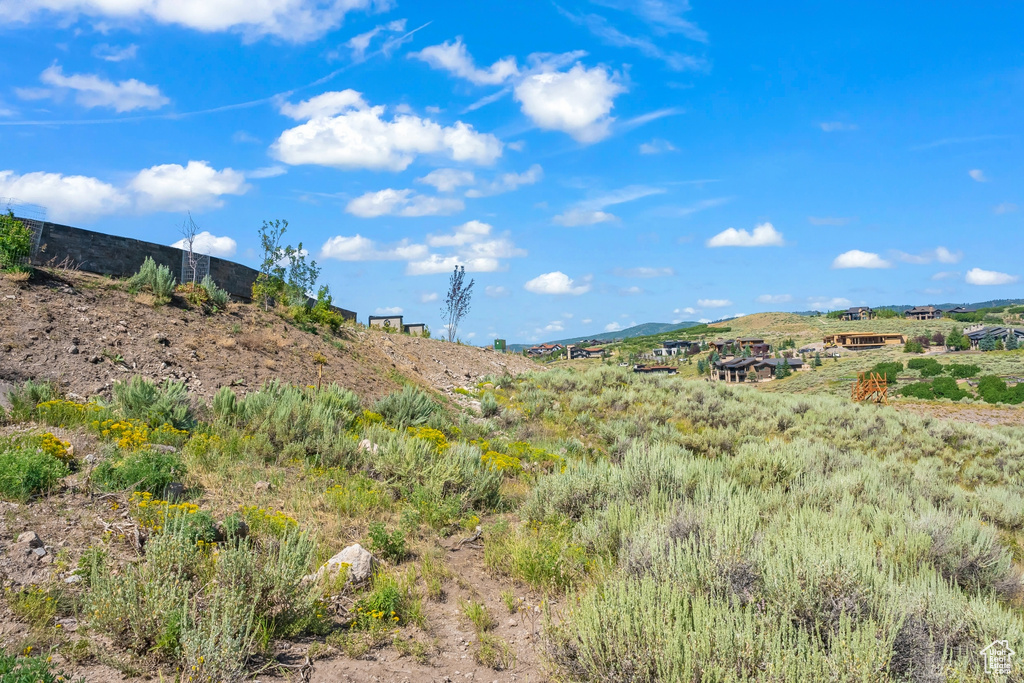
[18,218,356,321]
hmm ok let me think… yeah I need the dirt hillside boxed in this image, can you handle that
[0,269,536,403]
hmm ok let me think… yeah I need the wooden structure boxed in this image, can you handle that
[852,371,888,404]
[823,332,905,350]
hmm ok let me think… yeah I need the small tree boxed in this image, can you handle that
[179,212,201,283]
[0,211,32,272]
[441,265,474,342]
[980,335,997,352]
[1006,334,1020,351]
[775,358,792,378]
[813,351,822,367]
[253,219,288,311]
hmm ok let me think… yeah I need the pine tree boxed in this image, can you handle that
[980,335,997,352]
[1006,333,1020,351]
[813,352,822,367]
[775,358,792,378]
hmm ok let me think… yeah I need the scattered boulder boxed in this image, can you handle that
[164,482,185,501]
[152,333,170,346]
[150,444,177,454]
[17,531,42,548]
[254,481,272,494]
[314,543,376,584]
[358,439,379,455]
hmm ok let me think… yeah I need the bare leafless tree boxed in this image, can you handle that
[179,212,200,283]
[442,265,474,342]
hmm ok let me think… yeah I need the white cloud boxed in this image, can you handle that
[581,318,592,324]
[968,169,987,182]
[674,307,697,315]
[542,320,564,332]
[638,138,677,154]
[706,222,784,247]
[832,249,892,269]
[893,246,962,265]
[0,161,250,220]
[374,306,403,315]
[593,0,707,42]
[19,64,168,112]
[994,203,1017,214]
[0,169,129,222]
[92,43,138,62]
[553,209,617,227]
[558,8,706,72]
[620,286,643,295]
[514,63,625,143]
[555,185,664,226]
[130,161,249,212]
[343,18,407,62]
[170,231,237,257]
[819,122,857,132]
[247,165,287,179]
[416,168,476,193]
[604,321,623,332]
[273,90,503,171]
[409,37,519,85]
[614,266,674,278]
[419,292,438,303]
[1,0,390,43]
[426,220,492,247]
[807,297,852,310]
[346,189,464,218]
[756,294,792,304]
[319,234,428,261]
[278,89,366,119]
[931,271,960,280]
[965,267,1018,286]
[465,164,543,197]
[485,285,509,298]
[524,271,591,295]
[698,298,732,308]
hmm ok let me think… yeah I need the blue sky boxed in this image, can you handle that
[1,1,1021,343]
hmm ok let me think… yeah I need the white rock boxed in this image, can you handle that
[17,531,42,548]
[316,543,376,583]
[358,439,379,455]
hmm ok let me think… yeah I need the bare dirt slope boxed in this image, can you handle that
[0,270,535,403]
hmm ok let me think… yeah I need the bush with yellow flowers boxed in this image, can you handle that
[240,505,298,539]
[406,426,449,452]
[34,433,75,467]
[481,450,523,473]
[91,419,151,451]
[34,398,106,428]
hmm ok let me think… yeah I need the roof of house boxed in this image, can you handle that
[846,306,873,312]
[583,347,604,352]
[966,326,1024,340]
[368,314,403,319]
[905,306,942,314]
[757,358,804,368]
[947,306,977,313]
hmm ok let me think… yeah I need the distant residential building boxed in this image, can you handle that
[823,332,905,350]
[633,364,677,374]
[711,357,804,383]
[946,306,977,315]
[368,314,403,330]
[528,343,564,356]
[840,306,875,321]
[966,326,1024,349]
[904,306,943,320]
[402,323,426,335]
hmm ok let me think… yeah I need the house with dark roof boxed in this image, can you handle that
[840,306,875,321]
[905,306,943,320]
[368,314,403,330]
[966,326,1024,349]
[946,306,977,315]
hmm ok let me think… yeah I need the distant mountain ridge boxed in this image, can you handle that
[508,321,700,351]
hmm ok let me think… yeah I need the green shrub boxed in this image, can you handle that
[480,392,500,417]
[7,379,57,421]
[898,382,935,400]
[0,446,70,501]
[931,377,970,400]
[947,363,980,379]
[200,274,230,309]
[92,449,184,494]
[0,211,33,272]
[367,521,408,563]
[870,361,903,383]
[373,386,440,428]
[128,256,176,304]
[907,357,944,376]
[977,375,1024,405]
[113,376,193,429]
[212,386,237,419]
[903,340,924,353]
[0,653,83,683]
